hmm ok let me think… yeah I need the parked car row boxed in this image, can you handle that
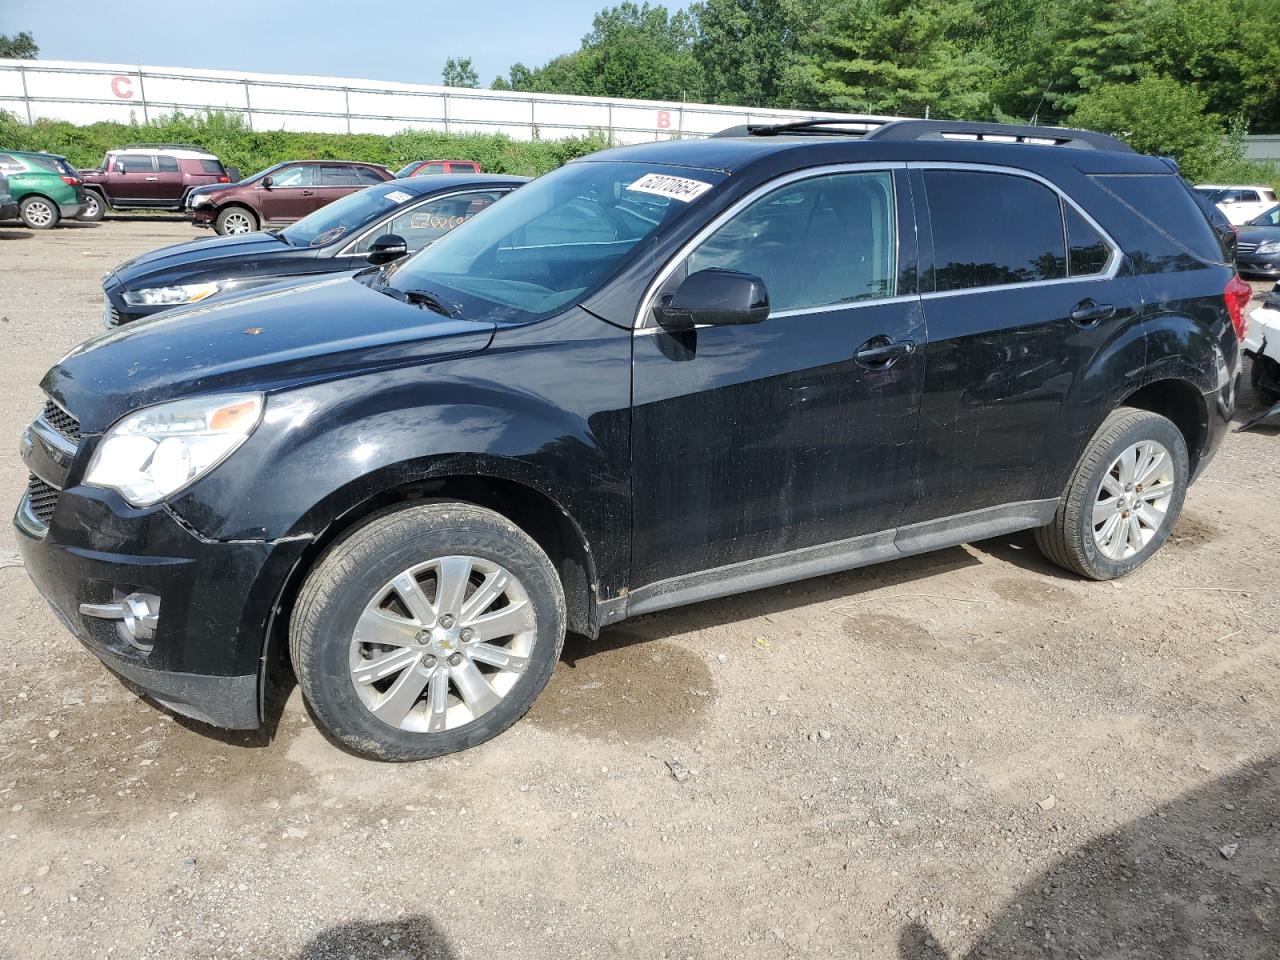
[15,118,1250,762]
[0,141,488,234]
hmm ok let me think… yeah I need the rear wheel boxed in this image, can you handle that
[20,195,59,230]
[79,191,107,222]
[290,503,566,761]
[1035,407,1188,580]
[215,205,258,236]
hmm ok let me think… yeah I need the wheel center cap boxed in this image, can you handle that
[430,626,460,656]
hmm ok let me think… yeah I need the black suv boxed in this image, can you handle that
[15,120,1245,761]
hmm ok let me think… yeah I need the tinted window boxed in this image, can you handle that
[321,165,361,186]
[271,164,317,187]
[199,159,226,174]
[1065,206,1110,276]
[685,171,896,311]
[925,171,1066,291]
[355,166,386,185]
[118,155,156,174]
[448,162,479,174]
[27,155,76,176]
[1250,204,1280,227]
[156,155,180,173]
[421,163,447,176]
[354,190,506,253]
[1093,174,1227,264]
[0,153,19,170]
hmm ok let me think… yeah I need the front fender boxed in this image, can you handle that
[169,307,635,594]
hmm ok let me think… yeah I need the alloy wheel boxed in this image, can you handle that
[222,212,253,234]
[24,200,53,227]
[1092,440,1176,560]
[348,556,536,733]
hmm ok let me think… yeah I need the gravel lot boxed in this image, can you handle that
[1,219,1277,960]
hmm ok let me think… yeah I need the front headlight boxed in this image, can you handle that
[1255,240,1280,255]
[85,394,263,506]
[189,194,213,207]
[122,282,221,307]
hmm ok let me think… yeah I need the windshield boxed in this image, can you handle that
[394,163,420,179]
[281,181,420,247]
[381,161,726,323]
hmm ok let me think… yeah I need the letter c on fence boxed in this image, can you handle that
[656,110,672,129]
[111,76,134,99]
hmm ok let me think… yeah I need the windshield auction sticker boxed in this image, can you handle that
[384,190,414,204]
[627,173,713,203]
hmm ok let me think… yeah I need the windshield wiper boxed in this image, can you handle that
[387,287,460,318]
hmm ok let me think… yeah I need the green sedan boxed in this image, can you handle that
[0,150,88,229]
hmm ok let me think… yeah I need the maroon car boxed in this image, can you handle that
[79,145,232,221]
[395,159,482,177]
[185,160,394,235]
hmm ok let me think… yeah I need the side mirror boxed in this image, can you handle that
[261,175,273,189]
[652,268,770,329]
[112,162,126,175]
[367,233,409,266]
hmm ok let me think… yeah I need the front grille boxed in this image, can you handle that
[104,296,121,327]
[41,400,81,442]
[1237,241,1259,255]
[26,474,59,525]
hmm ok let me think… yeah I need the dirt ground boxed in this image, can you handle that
[0,218,1277,960]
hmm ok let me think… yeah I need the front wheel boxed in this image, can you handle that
[1035,407,1189,580]
[79,191,107,222]
[290,503,566,761]
[215,205,258,236]
[20,195,59,230]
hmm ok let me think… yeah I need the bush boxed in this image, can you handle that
[0,109,611,179]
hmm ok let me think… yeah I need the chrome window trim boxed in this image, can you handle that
[633,161,908,331]
[336,187,516,257]
[910,161,1122,301]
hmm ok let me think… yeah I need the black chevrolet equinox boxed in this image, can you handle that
[16,119,1247,760]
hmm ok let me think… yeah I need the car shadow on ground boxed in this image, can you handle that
[295,914,456,959]
[0,228,33,239]
[899,752,1280,959]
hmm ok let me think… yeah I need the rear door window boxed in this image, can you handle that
[923,170,1066,291]
[421,163,447,176]
[1065,206,1111,276]
[1093,174,1228,263]
[156,155,180,173]
[355,166,386,185]
[321,165,362,186]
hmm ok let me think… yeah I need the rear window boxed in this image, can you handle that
[26,155,78,177]
[1093,174,1227,264]
[199,159,225,174]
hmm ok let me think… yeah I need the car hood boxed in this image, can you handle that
[45,275,496,433]
[112,231,299,286]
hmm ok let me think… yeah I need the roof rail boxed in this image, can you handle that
[860,120,1134,153]
[713,117,894,139]
[715,117,1134,153]
[118,142,211,153]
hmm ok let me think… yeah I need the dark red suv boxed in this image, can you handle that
[79,145,232,221]
[186,160,394,235]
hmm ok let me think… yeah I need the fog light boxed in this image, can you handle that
[80,591,160,651]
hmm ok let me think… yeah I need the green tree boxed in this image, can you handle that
[1070,73,1229,180]
[690,0,816,107]
[0,31,39,59]
[797,0,996,118]
[441,57,479,89]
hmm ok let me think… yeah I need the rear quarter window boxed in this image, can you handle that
[198,159,226,175]
[1092,175,1228,265]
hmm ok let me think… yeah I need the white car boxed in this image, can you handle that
[1196,184,1279,226]
[1244,294,1280,407]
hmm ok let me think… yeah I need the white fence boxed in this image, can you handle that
[0,58,893,144]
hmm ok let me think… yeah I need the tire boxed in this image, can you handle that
[290,502,566,761]
[215,205,258,236]
[1250,355,1280,408]
[19,195,59,230]
[79,191,107,222]
[1034,407,1189,580]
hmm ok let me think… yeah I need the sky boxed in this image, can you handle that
[0,0,660,87]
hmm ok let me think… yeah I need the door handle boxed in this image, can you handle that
[144,176,158,181]
[301,189,314,196]
[855,336,916,367]
[1070,299,1116,325]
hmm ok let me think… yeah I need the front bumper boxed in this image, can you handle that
[1236,255,1280,277]
[14,446,307,728]
[187,203,215,228]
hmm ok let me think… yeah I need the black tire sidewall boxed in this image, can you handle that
[81,192,106,221]
[294,507,565,761]
[20,196,58,230]
[1074,415,1189,579]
